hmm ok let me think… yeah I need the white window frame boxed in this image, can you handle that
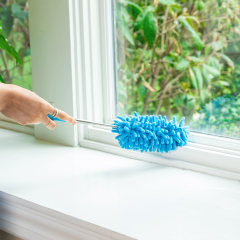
[28,0,78,146]
[4,0,237,179]
[72,0,240,179]
[0,113,33,135]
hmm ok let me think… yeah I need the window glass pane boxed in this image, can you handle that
[115,0,240,138]
[0,0,32,90]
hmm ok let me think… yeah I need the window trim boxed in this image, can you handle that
[28,0,78,146]
[73,0,240,178]
[80,125,240,178]
[0,113,33,135]
[73,0,116,124]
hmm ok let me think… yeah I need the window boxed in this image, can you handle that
[74,0,240,177]
[115,0,240,140]
[5,0,237,177]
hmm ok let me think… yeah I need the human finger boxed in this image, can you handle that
[56,109,76,125]
[41,115,57,130]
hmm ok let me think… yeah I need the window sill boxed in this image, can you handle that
[0,113,33,135]
[0,129,240,240]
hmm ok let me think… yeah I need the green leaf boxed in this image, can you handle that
[205,65,220,77]
[185,16,200,25]
[211,41,224,51]
[188,56,202,63]
[202,64,220,83]
[194,0,204,11]
[163,56,174,63]
[24,47,31,57]
[218,81,230,86]
[176,59,189,70]
[193,67,203,91]
[189,68,198,92]
[204,45,211,55]
[126,1,142,19]
[178,16,203,50]
[138,84,146,100]
[11,3,28,27]
[208,56,219,69]
[143,11,157,47]
[219,53,234,69]
[0,34,22,65]
[159,0,176,5]
[134,6,154,31]
[0,6,13,37]
[0,74,5,83]
[201,65,211,85]
[121,18,134,46]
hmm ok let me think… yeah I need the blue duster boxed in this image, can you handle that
[112,112,189,153]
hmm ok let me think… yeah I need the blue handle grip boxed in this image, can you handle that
[47,114,67,122]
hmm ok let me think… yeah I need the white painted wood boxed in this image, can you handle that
[1,129,240,240]
[0,113,33,135]
[190,131,240,152]
[80,137,240,181]
[82,125,240,177]
[28,0,78,146]
[75,0,117,146]
[98,0,117,123]
[0,120,33,135]
[74,0,116,124]
[0,192,132,240]
[0,112,33,135]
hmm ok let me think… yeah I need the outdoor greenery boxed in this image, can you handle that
[116,0,240,138]
[0,0,31,90]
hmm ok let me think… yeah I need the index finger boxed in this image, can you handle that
[57,109,76,125]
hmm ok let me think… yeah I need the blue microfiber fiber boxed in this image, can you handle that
[112,112,189,153]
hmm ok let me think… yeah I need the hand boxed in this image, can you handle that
[0,83,76,130]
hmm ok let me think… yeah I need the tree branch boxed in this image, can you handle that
[155,72,185,115]
[142,6,170,114]
[0,50,11,83]
[161,5,169,53]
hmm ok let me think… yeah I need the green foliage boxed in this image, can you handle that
[178,16,203,50]
[0,0,31,89]
[11,3,28,27]
[116,0,240,138]
[0,72,4,83]
[192,95,240,137]
[126,1,142,18]
[159,0,176,5]
[0,34,22,65]
[0,6,13,36]
[176,59,189,70]
[143,10,157,47]
[121,16,135,46]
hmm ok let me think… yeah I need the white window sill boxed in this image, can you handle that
[0,129,240,240]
